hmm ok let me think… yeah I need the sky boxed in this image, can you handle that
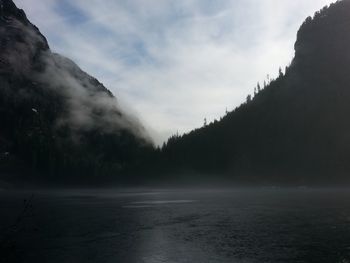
[15,0,335,145]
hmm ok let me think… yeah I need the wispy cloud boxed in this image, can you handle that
[15,0,335,145]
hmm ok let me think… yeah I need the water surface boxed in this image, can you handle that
[1,188,350,262]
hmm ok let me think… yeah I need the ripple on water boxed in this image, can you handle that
[123,200,197,208]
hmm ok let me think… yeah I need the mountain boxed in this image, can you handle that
[157,0,350,185]
[2,0,350,185]
[0,0,153,183]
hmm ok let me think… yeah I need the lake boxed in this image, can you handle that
[1,188,350,262]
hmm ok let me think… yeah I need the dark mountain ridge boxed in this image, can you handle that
[0,0,153,183]
[158,0,350,184]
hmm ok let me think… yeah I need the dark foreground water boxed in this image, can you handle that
[1,188,350,263]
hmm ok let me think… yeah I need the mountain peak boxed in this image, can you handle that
[0,0,49,75]
[0,0,153,181]
[0,0,28,23]
[294,0,350,69]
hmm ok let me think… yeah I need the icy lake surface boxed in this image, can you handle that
[1,188,350,262]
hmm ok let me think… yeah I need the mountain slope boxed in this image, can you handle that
[159,0,350,184]
[0,0,153,182]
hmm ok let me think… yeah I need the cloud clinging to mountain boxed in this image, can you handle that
[15,0,335,144]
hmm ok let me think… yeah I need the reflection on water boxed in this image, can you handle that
[131,200,197,205]
[1,188,350,263]
[124,200,197,209]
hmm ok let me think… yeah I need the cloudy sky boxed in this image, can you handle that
[15,0,335,144]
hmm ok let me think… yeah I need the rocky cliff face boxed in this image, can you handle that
[0,0,49,75]
[293,0,350,83]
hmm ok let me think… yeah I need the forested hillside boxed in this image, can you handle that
[158,0,350,184]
